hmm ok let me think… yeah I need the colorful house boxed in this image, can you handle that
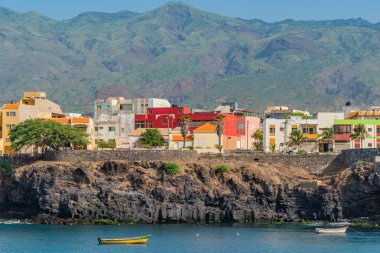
[333,109,380,151]
[168,127,193,150]
[0,92,65,155]
[193,123,220,153]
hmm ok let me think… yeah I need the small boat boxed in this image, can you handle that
[315,226,348,234]
[98,235,151,245]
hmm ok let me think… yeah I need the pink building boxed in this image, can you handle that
[236,111,261,149]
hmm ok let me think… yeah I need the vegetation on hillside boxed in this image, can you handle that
[0,3,379,112]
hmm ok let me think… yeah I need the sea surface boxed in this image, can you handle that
[0,223,380,253]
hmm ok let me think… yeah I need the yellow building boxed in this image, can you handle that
[0,92,65,155]
[193,123,221,153]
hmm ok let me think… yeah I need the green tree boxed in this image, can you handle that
[139,129,165,147]
[318,128,334,152]
[252,129,263,151]
[9,119,89,153]
[215,115,226,153]
[287,129,306,151]
[350,124,368,148]
[180,115,191,149]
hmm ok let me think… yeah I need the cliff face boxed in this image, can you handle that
[0,159,379,224]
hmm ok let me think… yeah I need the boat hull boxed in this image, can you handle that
[315,226,348,234]
[98,235,151,245]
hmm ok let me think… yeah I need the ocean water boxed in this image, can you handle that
[0,223,380,253]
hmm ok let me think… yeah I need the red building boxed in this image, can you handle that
[135,106,236,133]
[134,105,260,150]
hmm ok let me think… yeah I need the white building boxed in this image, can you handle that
[93,114,135,149]
[263,112,344,153]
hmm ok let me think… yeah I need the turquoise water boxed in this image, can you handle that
[0,224,380,253]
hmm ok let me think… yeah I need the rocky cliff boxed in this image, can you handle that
[0,159,379,224]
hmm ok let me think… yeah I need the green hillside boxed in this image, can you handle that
[0,2,380,114]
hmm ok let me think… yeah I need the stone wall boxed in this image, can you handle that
[340,149,380,168]
[4,150,338,174]
[0,154,43,168]
[204,154,338,175]
[43,150,198,162]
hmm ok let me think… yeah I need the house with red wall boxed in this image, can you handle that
[134,105,260,151]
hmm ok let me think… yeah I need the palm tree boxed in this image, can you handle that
[287,129,306,151]
[252,130,263,151]
[318,128,334,152]
[215,114,226,153]
[350,124,368,148]
[180,115,191,149]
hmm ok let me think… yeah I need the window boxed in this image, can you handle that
[179,109,183,114]
[148,109,152,114]
[6,112,16,117]
[5,124,15,130]
[280,127,284,132]
[109,126,116,132]
[99,127,103,130]
[95,127,98,131]
[269,128,275,133]
[163,120,168,125]
[97,105,101,109]
[334,125,351,134]
[368,143,373,148]
[368,128,373,132]
[377,128,380,134]
[237,124,244,129]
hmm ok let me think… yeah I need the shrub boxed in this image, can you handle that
[215,164,229,174]
[163,163,181,176]
[296,149,307,155]
[0,159,13,173]
[355,160,365,168]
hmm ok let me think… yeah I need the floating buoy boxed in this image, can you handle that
[236,233,240,236]
[196,233,199,237]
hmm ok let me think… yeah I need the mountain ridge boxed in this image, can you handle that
[0,2,380,114]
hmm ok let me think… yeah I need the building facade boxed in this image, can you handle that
[94,97,171,118]
[0,92,65,155]
[93,114,135,149]
[263,112,344,153]
[333,109,380,151]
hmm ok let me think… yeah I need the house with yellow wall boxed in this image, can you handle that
[0,91,89,155]
[193,123,221,153]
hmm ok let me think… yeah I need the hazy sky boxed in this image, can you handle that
[0,0,379,23]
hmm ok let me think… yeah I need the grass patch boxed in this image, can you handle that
[94,219,120,225]
[215,164,229,174]
[0,159,13,173]
[163,163,181,176]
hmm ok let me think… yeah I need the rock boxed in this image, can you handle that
[0,160,378,224]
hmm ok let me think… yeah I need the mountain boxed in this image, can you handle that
[1,1,380,114]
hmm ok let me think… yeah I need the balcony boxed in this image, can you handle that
[303,133,318,140]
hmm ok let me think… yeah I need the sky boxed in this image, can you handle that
[0,0,379,23]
